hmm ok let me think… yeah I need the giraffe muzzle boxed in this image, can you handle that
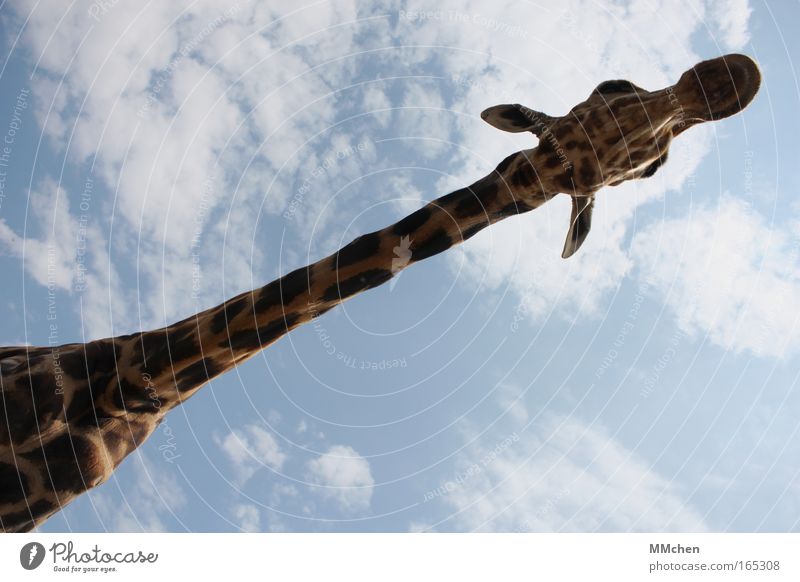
[671,53,761,127]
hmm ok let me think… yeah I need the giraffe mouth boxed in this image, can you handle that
[671,54,761,127]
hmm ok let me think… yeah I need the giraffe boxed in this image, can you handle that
[0,53,760,532]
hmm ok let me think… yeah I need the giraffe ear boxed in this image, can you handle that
[561,195,595,259]
[481,104,555,136]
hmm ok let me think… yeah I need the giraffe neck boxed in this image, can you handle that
[117,150,548,413]
[0,150,549,532]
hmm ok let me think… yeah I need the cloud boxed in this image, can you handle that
[0,179,81,291]
[630,196,800,358]
[306,445,374,513]
[396,82,452,160]
[495,383,530,425]
[361,85,393,127]
[6,0,390,337]
[0,177,132,339]
[215,424,287,485]
[92,453,187,532]
[432,412,707,532]
[231,503,261,532]
[709,0,753,50]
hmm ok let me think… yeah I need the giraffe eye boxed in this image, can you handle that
[594,80,636,95]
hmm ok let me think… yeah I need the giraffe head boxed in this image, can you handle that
[481,53,761,257]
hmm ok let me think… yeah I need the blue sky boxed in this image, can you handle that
[1,0,798,532]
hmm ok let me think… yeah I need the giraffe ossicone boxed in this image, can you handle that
[0,54,760,532]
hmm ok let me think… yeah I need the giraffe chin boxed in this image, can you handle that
[671,53,761,131]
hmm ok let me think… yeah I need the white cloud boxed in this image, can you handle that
[215,424,287,485]
[0,177,131,339]
[306,445,374,513]
[495,383,530,425]
[361,85,393,127]
[433,412,707,532]
[92,453,187,532]
[631,196,800,358]
[396,82,452,160]
[271,482,300,503]
[7,0,390,337]
[231,503,261,532]
[0,179,80,291]
[708,0,752,50]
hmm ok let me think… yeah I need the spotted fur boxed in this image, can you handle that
[0,54,760,531]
